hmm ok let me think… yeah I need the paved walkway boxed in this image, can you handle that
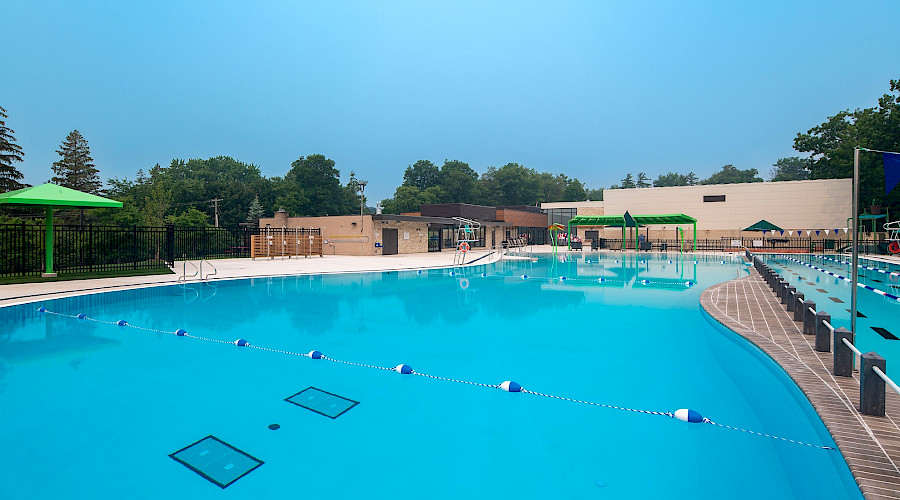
[0,249,501,308]
[701,266,900,499]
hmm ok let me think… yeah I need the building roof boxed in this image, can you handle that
[568,213,696,226]
[373,214,512,226]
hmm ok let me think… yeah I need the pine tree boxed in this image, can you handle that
[0,106,26,192]
[52,130,101,194]
[246,194,264,221]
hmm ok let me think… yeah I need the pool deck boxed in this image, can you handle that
[702,265,900,499]
[0,249,501,308]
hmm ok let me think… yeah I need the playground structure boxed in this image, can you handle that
[566,213,698,252]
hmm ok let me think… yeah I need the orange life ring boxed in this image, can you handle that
[889,241,900,254]
[459,242,470,253]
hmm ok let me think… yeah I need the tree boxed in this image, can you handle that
[768,157,811,181]
[636,172,650,188]
[380,185,444,214]
[274,154,350,216]
[794,78,900,212]
[620,173,636,189]
[402,160,440,190]
[653,172,689,187]
[0,106,25,192]
[562,177,586,201]
[479,163,540,206]
[700,165,763,185]
[686,172,698,186]
[584,187,604,201]
[165,207,209,227]
[51,130,101,194]
[247,195,265,221]
[438,159,479,203]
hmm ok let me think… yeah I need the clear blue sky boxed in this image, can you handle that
[3,0,897,203]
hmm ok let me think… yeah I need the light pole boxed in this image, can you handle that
[358,180,368,232]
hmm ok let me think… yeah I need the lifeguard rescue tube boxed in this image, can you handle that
[889,241,900,254]
[459,242,470,253]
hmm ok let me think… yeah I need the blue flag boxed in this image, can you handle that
[886,153,900,195]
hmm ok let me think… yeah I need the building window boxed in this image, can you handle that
[541,208,577,226]
[703,195,726,202]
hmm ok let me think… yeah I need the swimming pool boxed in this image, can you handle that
[0,253,862,498]
[761,253,900,364]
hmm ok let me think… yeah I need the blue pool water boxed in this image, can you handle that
[0,253,862,499]
[762,253,900,364]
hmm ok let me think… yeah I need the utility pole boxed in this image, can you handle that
[358,180,367,232]
[210,198,223,227]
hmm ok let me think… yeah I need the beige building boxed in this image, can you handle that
[542,178,852,240]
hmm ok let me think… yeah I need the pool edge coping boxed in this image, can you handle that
[700,272,900,500]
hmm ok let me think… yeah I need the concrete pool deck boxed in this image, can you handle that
[0,249,501,307]
[702,266,900,500]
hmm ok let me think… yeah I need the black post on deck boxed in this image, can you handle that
[802,300,816,335]
[833,327,853,377]
[166,224,175,267]
[860,352,886,416]
[792,292,805,321]
[815,311,831,352]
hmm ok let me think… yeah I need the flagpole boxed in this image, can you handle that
[851,147,859,338]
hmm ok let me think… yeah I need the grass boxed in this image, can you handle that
[0,267,174,285]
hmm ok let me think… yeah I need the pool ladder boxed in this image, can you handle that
[177,259,218,282]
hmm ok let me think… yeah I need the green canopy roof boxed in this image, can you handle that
[743,219,782,232]
[568,213,696,226]
[0,183,123,208]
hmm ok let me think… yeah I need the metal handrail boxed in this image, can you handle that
[178,260,199,282]
[200,259,217,280]
[822,319,834,333]
[841,337,863,357]
[873,366,900,396]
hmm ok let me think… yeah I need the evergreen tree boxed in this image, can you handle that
[51,130,101,194]
[620,173,636,189]
[636,172,650,188]
[0,106,26,192]
[247,195,265,221]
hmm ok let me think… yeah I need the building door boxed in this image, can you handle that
[427,227,441,252]
[382,228,399,255]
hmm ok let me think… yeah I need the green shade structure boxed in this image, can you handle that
[743,219,782,232]
[567,213,697,251]
[0,183,123,277]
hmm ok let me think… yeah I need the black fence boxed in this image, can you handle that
[0,224,263,277]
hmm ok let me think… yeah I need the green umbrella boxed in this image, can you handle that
[743,219,782,232]
[0,183,123,277]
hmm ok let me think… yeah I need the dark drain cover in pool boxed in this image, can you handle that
[285,387,359,419]
[169,435,263,489]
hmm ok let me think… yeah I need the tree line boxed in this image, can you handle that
[1,77,897,226]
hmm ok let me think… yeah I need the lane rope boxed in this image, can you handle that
[37,306,834,450]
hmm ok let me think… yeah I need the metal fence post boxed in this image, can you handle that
[833,327,853,377]
[166,224,175,266]
[860,352,886,416]
[815,311,831,352]
[802,300,816,335]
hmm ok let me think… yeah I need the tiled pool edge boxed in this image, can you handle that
[700,270,900,499]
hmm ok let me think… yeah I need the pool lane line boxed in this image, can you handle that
[812,255,900,277]
[36,307,836,451]
[774,256,900,302]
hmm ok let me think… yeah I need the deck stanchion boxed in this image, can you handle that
[860,352,886,416]
[802,300,816,335]
[782,284,795,305]
[815,311,831,352]
[786,289,797,312]
[793,292,805,321]
[833,327,853,377]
